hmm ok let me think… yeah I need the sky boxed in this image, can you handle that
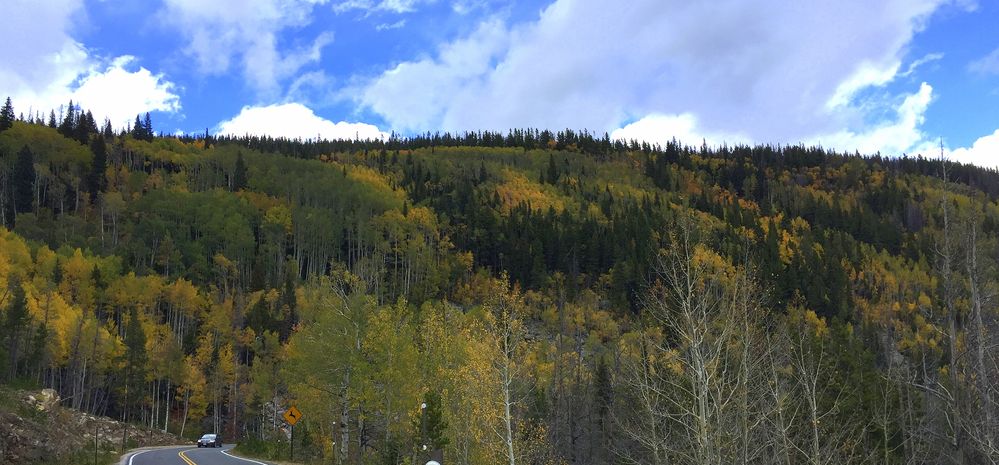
[2,0,998,166]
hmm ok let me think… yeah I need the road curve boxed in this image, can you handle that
[123,445,273,465]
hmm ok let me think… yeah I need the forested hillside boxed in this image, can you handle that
[2,98,999,465]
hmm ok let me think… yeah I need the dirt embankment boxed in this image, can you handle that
[0,388,183,464]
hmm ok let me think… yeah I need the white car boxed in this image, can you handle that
[197,433,222,448]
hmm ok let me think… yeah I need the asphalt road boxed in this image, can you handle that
[123,445,272,465]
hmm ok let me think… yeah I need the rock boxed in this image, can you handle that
[35,389,59,411]
[2,387,183,464]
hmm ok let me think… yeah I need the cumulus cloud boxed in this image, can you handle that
[162,0,334,95]
[1,0,180,126]
[355,18,509,132]
[949,129,999,168]
[610,113,749,148]
[218,103,388,140]
[352,0,955,145]
[809,83,936,157]
[71,57,181,127]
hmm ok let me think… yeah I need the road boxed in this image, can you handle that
[123,445,272,465]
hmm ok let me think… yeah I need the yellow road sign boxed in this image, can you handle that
[283,405,303,426]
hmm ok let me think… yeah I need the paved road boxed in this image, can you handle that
[124,445,272,465]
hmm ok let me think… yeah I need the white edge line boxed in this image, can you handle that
[127,449,151,465]
[221,448,272,465]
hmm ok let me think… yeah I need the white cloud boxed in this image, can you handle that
[162,0,334,96]
[217,103,388,140]
[333,0,433,14]
[376,19,407,31]
[0,0,180,126]
[354,18,509,132]
[610,113,749,148]
[809,82,936,157]
[949,129,999,168]
[969,47,999,76]
[352,0,957,144]
[900,52,944,77]
[72,57,181,127]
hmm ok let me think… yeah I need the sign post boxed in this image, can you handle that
[283,405,303,461]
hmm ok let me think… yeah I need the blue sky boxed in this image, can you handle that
[3,0,999,166]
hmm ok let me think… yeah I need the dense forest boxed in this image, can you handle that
[2,96,999,465]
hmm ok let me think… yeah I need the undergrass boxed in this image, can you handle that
[234,438,291,461]
[36,447,120,465]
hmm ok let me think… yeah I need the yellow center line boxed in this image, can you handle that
[179,449,198,465]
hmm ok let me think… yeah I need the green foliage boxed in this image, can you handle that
[2,116,999,464]
[233,152,248,191]
[87,135,107,199]
[36,448,120,465]
[13,146,35,215]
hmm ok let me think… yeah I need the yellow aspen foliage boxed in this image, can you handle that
[163,278,204,319]
[0,228,33,289]
[495,167,565,213]
[110,272,163,312]
[60,248,96,308]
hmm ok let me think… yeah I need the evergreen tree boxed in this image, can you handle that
[58,100,76,138]
[47,110,57,128]
[75,110,96,144]
[27,323,48,379]
[102,118,114,138]
[420,391,449,450]
[245,296,275,334]
[13,146,35,214]
[88,135,108,200]
[123,306,148,417]
[143,112,153,140]
[132,114,144,140]
[546,153,559,184]
[278,267,298,342]
[233,152,248,191]
[3,279,29,381]
[0,97,14,132]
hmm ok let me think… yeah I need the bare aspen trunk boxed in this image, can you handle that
[164,379,171,433]
[502,350,516,465]
[181,388,190,438]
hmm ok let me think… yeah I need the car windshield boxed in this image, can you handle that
[201,434,215,439]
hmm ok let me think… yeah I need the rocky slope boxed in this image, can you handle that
[0,388,183,464]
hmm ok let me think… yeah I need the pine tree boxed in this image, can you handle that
[58,100,76,138]
[88,135,108,200]
[143,112,153,140]
[3,279,30,381]
[102,119,114,138]
[123,306,148,418]
[13,146,35,214]
[132,114,144,140]
[47,110,57,128]
[75,110,96,144]
[278,267,298,342]
[0,97,14,132]
[421,391,449,450]
[233,152,248,191]
[546,153,558,184]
